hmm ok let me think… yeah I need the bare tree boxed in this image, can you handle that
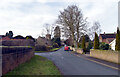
[42,23,55,38]
[57,5,88,48]
[88,21,101,40]
[44,23,50,34]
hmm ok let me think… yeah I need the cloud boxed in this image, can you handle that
[0,0,118,38]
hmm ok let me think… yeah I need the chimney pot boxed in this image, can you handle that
[104,32,105,34]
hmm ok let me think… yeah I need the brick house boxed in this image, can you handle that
[65,37,74,46]
[99,32,116,44]
[0,35,11,41]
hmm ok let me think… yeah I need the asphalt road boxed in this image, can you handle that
[35,47,119,75]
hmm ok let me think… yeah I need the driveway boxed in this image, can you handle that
[35,47,119,75]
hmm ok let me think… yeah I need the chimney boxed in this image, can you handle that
[46,34,51,40]
[104,32,105,35]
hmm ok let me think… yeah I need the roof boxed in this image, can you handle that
[99,33,116,44]
[1,36,10,41]
[0,35,6,39]
[107,38,115,43]
[100,33,116,39]
[0,35,5,37]
[109,39,116,45]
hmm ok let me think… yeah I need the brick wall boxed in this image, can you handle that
[2,47,34,75]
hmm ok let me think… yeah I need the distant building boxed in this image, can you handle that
[36,34,52,46]
[99,32,116,44]
[0,35,5,39]
[65,37,74,46]
[0,35,11,41]
[2,36,11,41]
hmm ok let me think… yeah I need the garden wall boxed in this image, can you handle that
[68,46,83,54]
[2,47,34,75]
[76,48,83,54]
[90,49,120,64]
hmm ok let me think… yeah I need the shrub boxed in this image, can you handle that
[94,32,99,49]
[82,35,86,52]
[25,36,36,42]
[72,45,74,47]
[99,42,109,50]
[53,43,59,48]
[46,46,53,51]
[86,41,93,52]
[115,27,120,51]
[35,45,47,51]
[78,43,82,48]
[52,37,61,46]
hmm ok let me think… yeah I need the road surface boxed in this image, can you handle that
[35,47,119,75]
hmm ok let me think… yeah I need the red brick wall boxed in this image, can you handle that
[2,47,34,75]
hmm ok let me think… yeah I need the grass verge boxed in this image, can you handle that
[35,46,63,53]
[50,48,60,51]
[4,55,61,75]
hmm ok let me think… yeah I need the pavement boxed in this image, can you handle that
[35,47,119,76]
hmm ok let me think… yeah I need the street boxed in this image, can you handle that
[35,47,119,75]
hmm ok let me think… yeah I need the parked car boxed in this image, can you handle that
[64,46,69,51]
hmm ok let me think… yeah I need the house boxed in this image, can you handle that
[99,32,116,44]
[0,35,5,39]
[36,34,52,46]
[2,36,11,41]
[65,37,74,46]
[109,39,116,50]
[0,35,11,41]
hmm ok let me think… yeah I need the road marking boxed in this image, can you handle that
[70,52,120,71]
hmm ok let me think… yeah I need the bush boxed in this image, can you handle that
[94,32,99,49]
[78,43,82,48]
[46,46,53,51]
[52,37,61,47]
[86,41,93,52]
[115,27,120,51]
[82,36,86,51]
[72,45,74,47]
[99,42,109,50]
[53,43,59,48]
[35,45,47,51]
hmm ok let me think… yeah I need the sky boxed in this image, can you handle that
[0,0,119,38]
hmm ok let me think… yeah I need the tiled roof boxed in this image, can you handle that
[100,34,116,39]
[107,38,115,43]
[100,33,116,44]
[1,36,10,40]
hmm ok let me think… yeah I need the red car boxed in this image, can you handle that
[64,46,69,51]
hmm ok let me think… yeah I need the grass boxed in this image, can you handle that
[4,55,61,75]
[50,48,60,51]
[35,51,48,53]
[35,46,63,53]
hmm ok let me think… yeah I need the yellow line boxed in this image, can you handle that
[73,53,120,70]
[86,58,120,70]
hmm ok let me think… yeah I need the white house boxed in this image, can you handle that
[109,39,116,50]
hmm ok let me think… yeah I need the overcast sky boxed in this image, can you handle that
[0,0,119,38]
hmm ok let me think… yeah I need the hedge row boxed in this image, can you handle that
[2,47,33,54]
